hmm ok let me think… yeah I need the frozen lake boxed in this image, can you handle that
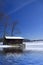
[0,51,43,65]
[0,42,43,65]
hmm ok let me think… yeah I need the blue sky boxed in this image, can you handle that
[0,0,43,40]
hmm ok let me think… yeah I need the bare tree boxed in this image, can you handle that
[0,12,21,37]
[11,21,21,36]
[0,1,21,38]
[0,13,9,37]
[3,22,8,37]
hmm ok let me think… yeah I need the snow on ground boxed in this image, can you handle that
[0,41,43,51]
[23,41,43,51]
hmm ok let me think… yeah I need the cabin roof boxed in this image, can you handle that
[5,36,24,39]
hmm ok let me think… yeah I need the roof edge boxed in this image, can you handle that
[5,36,24,39]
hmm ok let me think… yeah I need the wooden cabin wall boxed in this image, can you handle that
[3,39,23,45]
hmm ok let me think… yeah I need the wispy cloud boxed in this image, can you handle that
[7,0,37,15]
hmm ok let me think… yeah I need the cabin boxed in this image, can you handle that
[3,36,25,53]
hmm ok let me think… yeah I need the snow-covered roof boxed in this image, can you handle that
[5,36,24,39]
